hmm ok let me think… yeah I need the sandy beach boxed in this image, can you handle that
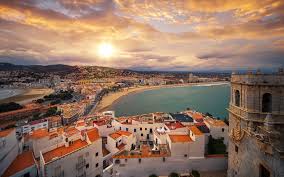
[0,88,54,105]
[94,81,229,112]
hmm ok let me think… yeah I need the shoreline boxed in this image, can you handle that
[0,88,54,105]
[94,81,229,113]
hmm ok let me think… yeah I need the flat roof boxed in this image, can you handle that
[109,130,132,140]
[169,135,192,143]
[3,151,36,177]
[43,139,88,163]
[170,113,193,122]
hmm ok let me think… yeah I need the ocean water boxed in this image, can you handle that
[110,84,230,119]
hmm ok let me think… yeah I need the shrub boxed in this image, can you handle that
[149,174,158,177]
[0,102,23,113]
[169,172,179,177]
[192,170,200,177]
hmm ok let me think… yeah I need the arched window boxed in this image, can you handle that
[235,90,240,107]
[262,93,272,113]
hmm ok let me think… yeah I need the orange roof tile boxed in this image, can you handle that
[43,139,88,163]
[165,121,185,130]
[189,125,203,135]
[2,151,36,177]
[205,118,226,127]
[64,126,80,137]
[86,128,100,142]
[109,130,132,140]
[0,128,14,137]
[117,143,126,150]
[169,135,192,143]
[29,128,49,139]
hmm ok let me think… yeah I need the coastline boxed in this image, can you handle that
[94,81,229,113]
[0,88,54,105]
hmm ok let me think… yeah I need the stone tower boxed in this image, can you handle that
[227,69,284,177]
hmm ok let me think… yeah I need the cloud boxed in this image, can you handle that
[0,0,283,70]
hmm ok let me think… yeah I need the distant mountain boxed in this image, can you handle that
[0,63,79,75]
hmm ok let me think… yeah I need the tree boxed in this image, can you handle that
[168,172,180,177]
[0,102,23,113]
[149,174,158,177]
[191,170,200,177]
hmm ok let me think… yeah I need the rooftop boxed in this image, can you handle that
[189,125,203,135]
[165,121,185,130]
[109,130,132,140]
[170,113,193,122]
[205,118,227,127]
[169,135,192,143]
[0,128,14,137]
[2,151,36,177]
[28,128,49,139]
[43,139,88,163]
[86,128,100,142]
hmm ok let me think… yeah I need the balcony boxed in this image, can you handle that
[76,159,86,170]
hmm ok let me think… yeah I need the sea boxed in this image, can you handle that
[110,83,230,119]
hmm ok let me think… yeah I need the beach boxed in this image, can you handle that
[94,81,229,112]
[0,88,54,105]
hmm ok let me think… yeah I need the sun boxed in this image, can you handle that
[98,43,114,58]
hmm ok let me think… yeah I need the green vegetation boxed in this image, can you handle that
[207,135,227,154]
[149,174,158,177]
[191,170,200,177]
[0,102,23,113]
[44,90,73,101]
[168,172,180,177]
[50,99,61,105]
[43,107,60,117]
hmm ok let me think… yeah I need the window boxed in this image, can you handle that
[145,128,147,130]
[235,145,238,153]
[96,163,99,167]
[115,159,120,164]
[262,93,272,113]
[184,154,188,157]
[96,152,99,156]
[134,129,136,132]
[125,159,128,162]
[222,128,224,132]
[163,157,166,162]
[140,127,142,131]
[235,90,240,107]
[86,164,89,168]
[259,164,270,177]
[119,127,121,130]
[150,128,153,134]
[141,133,143,136]
[126,128,129,131]
[138,158,141,163]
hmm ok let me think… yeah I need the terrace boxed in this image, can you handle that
[113,143,170,159]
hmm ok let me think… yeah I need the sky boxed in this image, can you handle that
[0,0,284,71]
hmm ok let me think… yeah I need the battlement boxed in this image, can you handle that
[231,70,284,85]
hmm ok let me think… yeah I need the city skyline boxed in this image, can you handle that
[0,0,284,71]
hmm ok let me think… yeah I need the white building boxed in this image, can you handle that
[40,128,103,177]
[22,119,48,134]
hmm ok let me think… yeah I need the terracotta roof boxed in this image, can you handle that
[43,139,88,163]
[192,112,204,120]
[93,120,107,126]
[189,125,203,135]
[86,128,100,142]
[0,128,14,137]
[64,126,80,137]
[205,118,226,127]
[169,135,192,143]
[29,128,49,139]
[109,130,132,140]
[47,115,61,122]
[2,151,36,177]
[165,121,185,130]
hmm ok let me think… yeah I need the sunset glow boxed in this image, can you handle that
[98,43,114,58]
